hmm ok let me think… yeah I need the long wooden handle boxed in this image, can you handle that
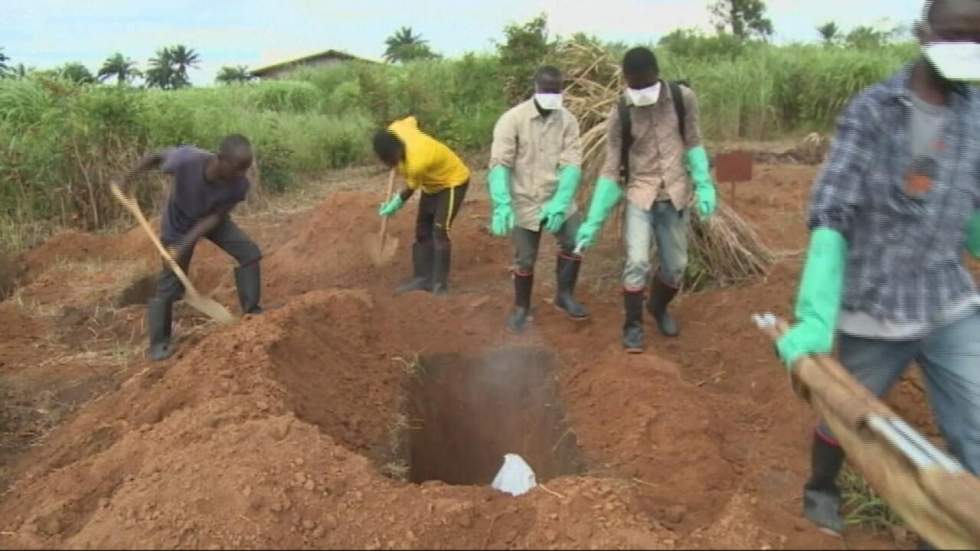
[110,184,200,297]
[756,314,980,548]
[378,169,396,248]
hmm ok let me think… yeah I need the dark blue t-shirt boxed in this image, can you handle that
[159,146,250,243]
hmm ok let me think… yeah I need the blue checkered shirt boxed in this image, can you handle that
[809,66,980,324]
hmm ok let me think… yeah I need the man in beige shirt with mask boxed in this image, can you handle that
[487,65,587,333]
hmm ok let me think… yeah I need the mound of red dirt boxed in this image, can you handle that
[0,291,677,549]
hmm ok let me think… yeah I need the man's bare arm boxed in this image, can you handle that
[113,151,166,194]
[170,206,233,260]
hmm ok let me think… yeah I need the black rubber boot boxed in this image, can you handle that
[803,432,846,536]
[431,241,451,297]
[622,291,645,354]
[396,242,434,294]
[234,262,263,315]
[647,276,680,337]
[507,272,534,333]
[147,297,175,362]
[555,255,589,320]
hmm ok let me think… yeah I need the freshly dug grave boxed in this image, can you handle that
[393,347,586,486]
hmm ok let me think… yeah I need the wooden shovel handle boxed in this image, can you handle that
[110,183,200,297]
[379,169,396,247]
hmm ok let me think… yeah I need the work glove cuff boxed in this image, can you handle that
[776,321,834,369]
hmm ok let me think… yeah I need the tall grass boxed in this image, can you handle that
[657,42,917,140]
[0,42,918,248]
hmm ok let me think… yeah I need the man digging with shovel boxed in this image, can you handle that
[115,134,263,361]
[373,117,471,296]
[487,65,589,333]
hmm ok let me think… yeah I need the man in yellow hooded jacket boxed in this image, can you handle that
[373,117,471,296]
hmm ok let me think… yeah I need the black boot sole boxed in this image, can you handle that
[148,344,176,362]
[554,303,590,321]
[507,309,532,334]
[647,307,679,337]
[623,332,645,354]
[395,280,433,295]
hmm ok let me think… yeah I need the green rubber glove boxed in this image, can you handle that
[487,165,515,237]
[685,146,717,219]
[575,177,623,250]
[540,165,583,234]
[776,228,847,369]
[967,211,980,258]
[378,195,405,218]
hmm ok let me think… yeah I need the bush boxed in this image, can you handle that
[0,247,19,300]
[496,14,557,105]
[253,133,294,194]
[247,80,321,112]
[658,29,761,60]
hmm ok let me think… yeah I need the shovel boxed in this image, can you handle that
[366,169,400,267]
[110,183,235,325]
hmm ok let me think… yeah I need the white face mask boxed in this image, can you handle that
[923,42,980,81]
[534,93,563,111]
[626,82,662,107]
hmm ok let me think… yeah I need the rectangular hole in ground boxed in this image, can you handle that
[384,345,586,486]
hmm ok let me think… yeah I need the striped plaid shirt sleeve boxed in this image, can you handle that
[807,97,876,238]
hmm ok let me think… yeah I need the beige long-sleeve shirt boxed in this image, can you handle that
[600,83,702,211]
[489,99,583,231]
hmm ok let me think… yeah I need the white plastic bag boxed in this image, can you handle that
[491,453,537,496]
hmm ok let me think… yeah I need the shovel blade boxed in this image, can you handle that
[186,293,236,325]
[366,233,399,267]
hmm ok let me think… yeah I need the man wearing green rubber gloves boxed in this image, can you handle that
[576,46,717,353]
[488,65,587,333]
[776,0,980,541]
[373,117,471,296]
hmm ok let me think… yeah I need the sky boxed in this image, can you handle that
[1,0,924,85]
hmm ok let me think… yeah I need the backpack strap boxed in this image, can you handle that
[618,96,632,183]
[669,81,687,144]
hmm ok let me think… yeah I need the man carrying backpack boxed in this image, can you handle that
[576,46,717,353]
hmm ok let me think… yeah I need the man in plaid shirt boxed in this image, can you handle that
[777,0,980,540]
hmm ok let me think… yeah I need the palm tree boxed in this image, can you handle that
[59,62,96,84]
[11,63,31,79]
[98,53,142,85]
[145,47,176,89]
[845,25,888,50]
[216,65,254,85]
[383,27,438,63]
[169,45,200,87]
[817,22,839,46]
[145,45,198,89]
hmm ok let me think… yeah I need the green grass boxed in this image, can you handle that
[840,467,905,532]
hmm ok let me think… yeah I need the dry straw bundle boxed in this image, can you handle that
[557,40,774,290]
